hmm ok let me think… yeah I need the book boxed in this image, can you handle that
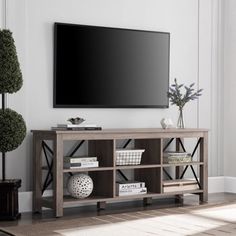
[64,156,97,163]
[163,151,190,157]
[163,179,197,186]
[163,155,192,164]
[163,184,199,192]
[163,180,199,193]
[64,161,99,169]
[58,124,98,128]
[117,187,147,196]
[116,181,145,191]
[51,127,102,131]
[163,151,192,164]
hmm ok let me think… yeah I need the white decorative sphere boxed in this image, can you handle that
[67,174,93,199]
[160,118,174,129]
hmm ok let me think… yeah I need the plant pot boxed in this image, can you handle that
[0,179,21,220]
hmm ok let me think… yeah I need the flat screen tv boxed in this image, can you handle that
[54,22,170,108]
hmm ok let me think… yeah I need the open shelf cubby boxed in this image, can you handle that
[135,139,162,165]
[88,140,114,167]
[32,128,208,217]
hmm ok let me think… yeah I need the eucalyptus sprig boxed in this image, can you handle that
[168,78,203,109]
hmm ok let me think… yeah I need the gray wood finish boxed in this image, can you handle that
[175,138,184,201]
[135,139,161,164]
[112,140,116,198]
[31,128,208,217]
[97,201,106,210]
[115,164,161,170]
[200,133,208,202]
[160,139,163,194]
[88,140,114,167]
[32,133,42,213]
[135,167,161,193]
[89,171,113,198]
[63,167,113,172]
[143,197,153,205]
[175,138,185,179]
[32,128,208,140]
[53,134,64,217]
[41,190,205,208]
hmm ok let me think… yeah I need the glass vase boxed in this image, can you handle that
[177,108,185,129]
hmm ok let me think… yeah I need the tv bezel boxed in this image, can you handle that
[53,22,170,108]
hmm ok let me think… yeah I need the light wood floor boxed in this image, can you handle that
[1,193,236,236]
[0,192,235,228]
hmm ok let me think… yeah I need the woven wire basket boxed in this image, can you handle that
[116,149,145,166]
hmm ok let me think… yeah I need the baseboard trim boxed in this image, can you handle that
[19,176,236,213]
[19,191,32,213]
[19,190,52,213]
[224,176,236,193]
[208,176,225,193]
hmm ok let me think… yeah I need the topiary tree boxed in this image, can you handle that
[0,29,26,181]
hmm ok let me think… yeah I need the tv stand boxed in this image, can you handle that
[31,128,208,217]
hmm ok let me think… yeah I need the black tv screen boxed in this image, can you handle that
[54,23,170,108]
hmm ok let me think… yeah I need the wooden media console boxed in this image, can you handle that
[31,128,208,217]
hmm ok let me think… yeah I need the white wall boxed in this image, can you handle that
[199,0,224,177]
[223,0,236,177]
[0,0,221,191]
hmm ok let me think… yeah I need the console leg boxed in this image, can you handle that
[199,192,208,203]
[33,134,43,214]
[53,135,64,218]
[97,201,106,210]
[143,197,152,206]
[175,195,183,204]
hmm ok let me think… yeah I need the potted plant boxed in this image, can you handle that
[168,78,203,128]
[0,29,26,220]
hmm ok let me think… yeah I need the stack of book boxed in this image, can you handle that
[116,180,147,196]
[52,124,102,131]
[64,156,99,169]
[163,151,192,164]
[163,179,199,193]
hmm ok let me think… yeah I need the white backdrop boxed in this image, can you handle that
[0,0,221,191]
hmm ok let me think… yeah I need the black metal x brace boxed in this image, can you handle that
[42,140,87,193]
[68,140,85,157]
[67,140,86,177]
[41,138,131,193]
[42,141,54,193]
[162,137,202,189]
[116,139,132,181]
[41,137,202,193]
[178,138,202,188]
[163,138,175,152]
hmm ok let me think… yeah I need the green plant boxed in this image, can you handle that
[0,30,22,93]
[0,109,26,152]
[168,78,203,110]
[0,29,26,181]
